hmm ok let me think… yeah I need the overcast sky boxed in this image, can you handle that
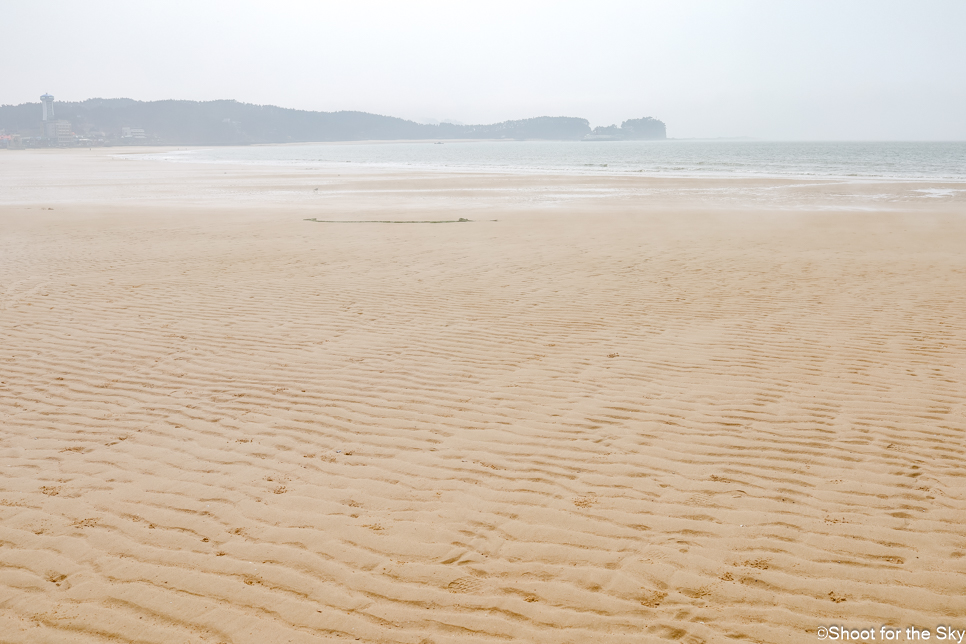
[3,0,964,140]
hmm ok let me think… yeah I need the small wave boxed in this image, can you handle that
[126,141,966,183]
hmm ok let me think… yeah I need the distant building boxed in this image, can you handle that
[40,94,55,122]
[47,120,73,145]
[38,94,72,145]
[121,127,146,139]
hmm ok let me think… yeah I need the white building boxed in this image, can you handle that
[40,94,55,122]
[45,119,73,145]
[121,127,146,139]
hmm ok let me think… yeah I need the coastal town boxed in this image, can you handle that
[0,94,148,148]
[1,94,667,148]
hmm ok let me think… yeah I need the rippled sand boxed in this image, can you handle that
[2,149,965,643]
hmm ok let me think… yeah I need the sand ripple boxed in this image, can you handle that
[1,186,965,642]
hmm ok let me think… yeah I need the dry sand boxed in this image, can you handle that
[1,148,965,643]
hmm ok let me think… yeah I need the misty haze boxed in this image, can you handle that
[1,2,965,644]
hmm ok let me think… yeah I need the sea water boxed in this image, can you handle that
[136,140,966,182]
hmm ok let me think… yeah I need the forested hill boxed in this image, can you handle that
[1,98,668,144]
[0,98,609,144]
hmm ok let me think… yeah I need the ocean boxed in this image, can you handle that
[134,140,966,182]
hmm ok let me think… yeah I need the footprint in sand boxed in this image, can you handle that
[640,589,668,607]
[447,577,484,594]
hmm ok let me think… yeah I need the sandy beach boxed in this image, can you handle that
[1,148,965,643]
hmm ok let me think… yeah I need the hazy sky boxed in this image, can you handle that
[4,0,964,140]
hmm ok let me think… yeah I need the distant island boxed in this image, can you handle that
[0,97,666,147]
[586,118,667,141]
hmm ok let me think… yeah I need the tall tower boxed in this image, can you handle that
[40,94,55,122]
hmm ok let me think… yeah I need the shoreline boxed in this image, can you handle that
[128,140,966,184]
[9,141,963,185]
[3,147,966,214]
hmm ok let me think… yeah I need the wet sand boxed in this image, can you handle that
[1,148,965,643]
